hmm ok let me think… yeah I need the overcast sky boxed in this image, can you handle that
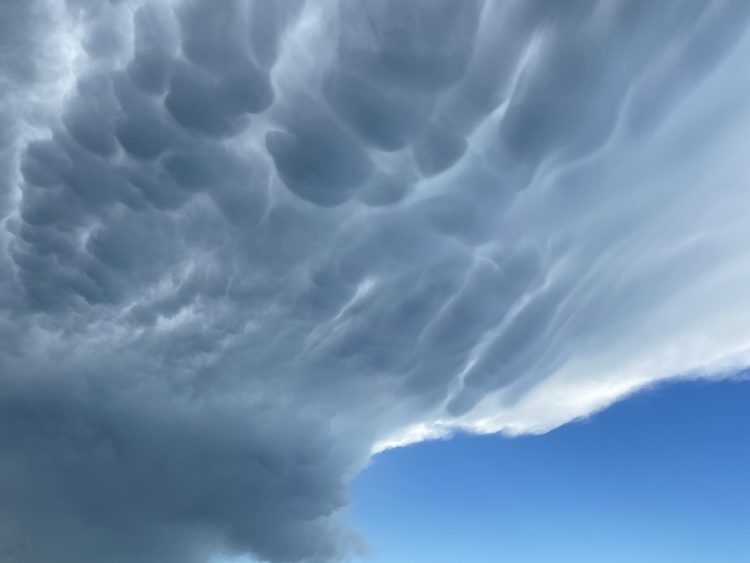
[1,1,750,562]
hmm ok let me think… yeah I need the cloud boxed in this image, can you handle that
[2,0,750,561]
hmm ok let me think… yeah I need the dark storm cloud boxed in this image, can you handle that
[2,1,750,562]
[0,376,362,563]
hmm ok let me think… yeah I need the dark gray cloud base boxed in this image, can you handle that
[2,1,750,562]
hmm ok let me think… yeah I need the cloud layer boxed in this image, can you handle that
[2,1,750,561]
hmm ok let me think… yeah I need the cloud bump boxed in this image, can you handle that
[2,1,750,561]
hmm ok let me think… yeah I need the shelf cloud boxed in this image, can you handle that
[2,1,750,561]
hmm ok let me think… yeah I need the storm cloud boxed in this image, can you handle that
[2,1,750,561]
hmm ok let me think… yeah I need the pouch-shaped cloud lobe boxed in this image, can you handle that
[2,1,750,562]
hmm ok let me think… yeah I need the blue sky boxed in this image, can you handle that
[350,378,750,563]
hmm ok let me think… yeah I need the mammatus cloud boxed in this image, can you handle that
[1,0,750,561]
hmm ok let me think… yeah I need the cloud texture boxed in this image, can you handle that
[2,1,750,561]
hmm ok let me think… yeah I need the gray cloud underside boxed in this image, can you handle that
[2,1,750,562]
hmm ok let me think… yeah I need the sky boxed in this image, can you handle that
[1,1,750,563]
[349,377,750,563]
